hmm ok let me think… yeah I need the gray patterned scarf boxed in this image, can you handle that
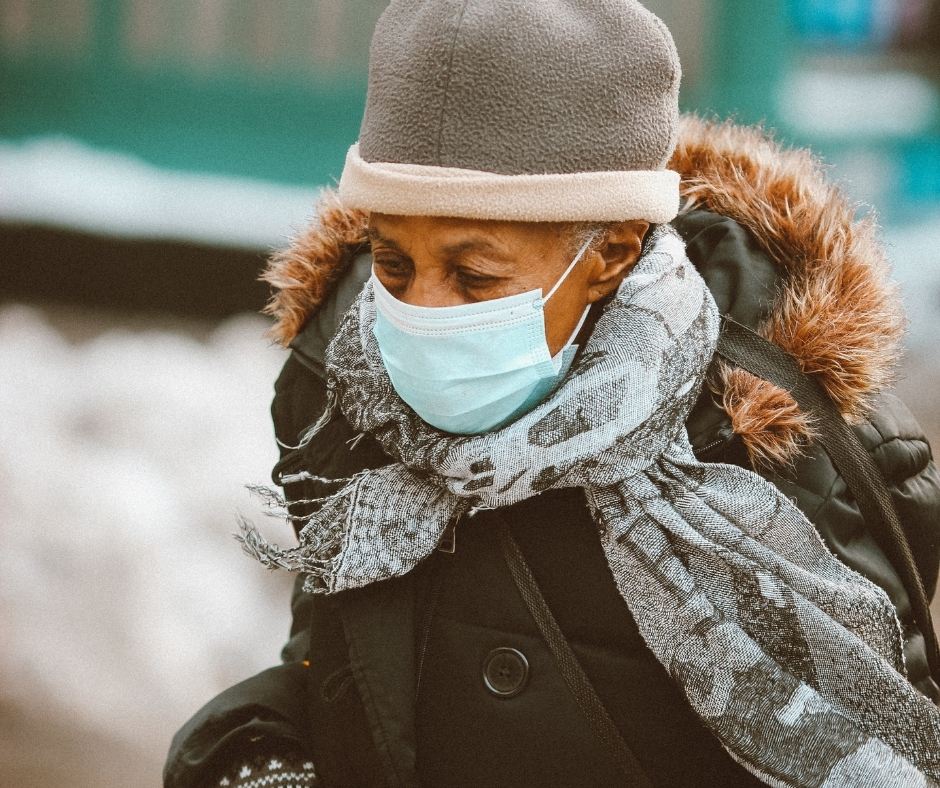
[242,228,940,785]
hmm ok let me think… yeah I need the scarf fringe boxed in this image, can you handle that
[235,481,351,580]
[235,517,320,572]
[299,387,339,449]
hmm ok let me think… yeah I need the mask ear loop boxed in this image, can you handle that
[536,230,599,308]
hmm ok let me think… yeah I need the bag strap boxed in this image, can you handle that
[494,514,653,787]
[716,316,940,680]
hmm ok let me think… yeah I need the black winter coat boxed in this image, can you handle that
[165,210,940,788]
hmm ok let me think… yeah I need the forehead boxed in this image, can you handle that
[368,213,568,258]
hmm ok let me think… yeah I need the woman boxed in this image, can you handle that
[166,1,940,786]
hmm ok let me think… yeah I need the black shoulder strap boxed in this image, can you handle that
[716,316,940,680]
[494,514,653,787]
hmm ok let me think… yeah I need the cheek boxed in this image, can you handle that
[541,281,592,355]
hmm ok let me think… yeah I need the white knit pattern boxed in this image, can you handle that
[219,755,317,788]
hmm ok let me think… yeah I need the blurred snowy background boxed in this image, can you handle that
[0,306,295,785]
[1,1,940,786]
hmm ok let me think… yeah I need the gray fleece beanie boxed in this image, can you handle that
[338,0,681,223]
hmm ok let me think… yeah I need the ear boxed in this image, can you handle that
[585,220,650,303]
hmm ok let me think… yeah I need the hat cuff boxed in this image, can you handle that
[338,144,680,223]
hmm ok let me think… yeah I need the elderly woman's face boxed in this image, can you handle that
[368,214,649,355]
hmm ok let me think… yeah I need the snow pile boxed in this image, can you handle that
[779,69,939,140]
[0,306,294,750]
[0,137,321,249]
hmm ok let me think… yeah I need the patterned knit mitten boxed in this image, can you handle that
[209,751,319,788]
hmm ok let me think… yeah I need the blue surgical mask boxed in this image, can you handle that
[371,235,595,435]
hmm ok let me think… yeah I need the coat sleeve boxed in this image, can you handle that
[826,394,940,699]
[856,393,940,601]
[163,663,315,788]
[167,258,392,788]
[163,357,326,788]
[165,353,390,788]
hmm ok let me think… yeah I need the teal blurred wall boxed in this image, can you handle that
[2,0,939,212]
[658,0,940,218]
[0,0,386,185]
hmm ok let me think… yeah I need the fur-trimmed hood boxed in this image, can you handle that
[262,116,905,468]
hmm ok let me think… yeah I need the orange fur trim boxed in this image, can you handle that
[262,118,905,470]
[262,191,369,346]
[713,363,818,472]
[671,116,904,467]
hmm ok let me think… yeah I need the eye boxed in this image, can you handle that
[455,267,500,291]
[373,254,412,279]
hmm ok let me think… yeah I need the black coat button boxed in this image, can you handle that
[483,648,529,697]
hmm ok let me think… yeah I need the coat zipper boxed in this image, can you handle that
[693,428,735,458]
[437,518,457,553]
[414,562,446,703]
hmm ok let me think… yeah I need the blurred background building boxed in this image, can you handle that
[1,2,939,786]
[2,0,940,311]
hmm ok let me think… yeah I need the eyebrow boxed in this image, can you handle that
[367,226,406,252]
[440,239,507,264]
